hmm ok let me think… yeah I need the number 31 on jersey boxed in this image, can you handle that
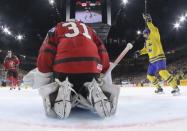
[62,22,91,39]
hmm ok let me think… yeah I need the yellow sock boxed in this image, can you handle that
[147,75,161,88]
[159,70,177,88]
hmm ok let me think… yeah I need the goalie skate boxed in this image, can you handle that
[54,78,75,119]
[84,79,111,118]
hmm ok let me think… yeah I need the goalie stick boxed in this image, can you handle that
[101,42,134,115]
[103,42,133,86]
[104,42,133,77]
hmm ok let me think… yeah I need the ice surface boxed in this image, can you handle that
[0,86,187,131]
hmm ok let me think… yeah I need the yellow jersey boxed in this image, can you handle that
[140,22,166,63]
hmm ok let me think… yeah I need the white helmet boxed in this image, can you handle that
[7,50,12,58]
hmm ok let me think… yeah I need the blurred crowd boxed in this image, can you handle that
[168,58,187,79]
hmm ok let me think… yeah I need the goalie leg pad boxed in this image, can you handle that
[42,96,58,118]
[103,84,120,116]
[84,79,111,118]
[53,78,75,119]
[39,82,59,97]
[38,82,59,118]
[102,74,120,116]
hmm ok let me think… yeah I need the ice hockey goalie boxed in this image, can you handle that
[30,20,119,119]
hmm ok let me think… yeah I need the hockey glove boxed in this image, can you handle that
[133,50,140,59]
[143,13,152,23]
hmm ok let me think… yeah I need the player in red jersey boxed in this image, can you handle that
[3,51,20,90]
[35,20,118,119]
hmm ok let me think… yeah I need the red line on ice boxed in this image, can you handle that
[1,117,187,129]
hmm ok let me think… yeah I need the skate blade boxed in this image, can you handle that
[172,92,180,96]
[94,100,111,118]
[155,92,165,95]
[157,92,165,95]
[54,101,71,119]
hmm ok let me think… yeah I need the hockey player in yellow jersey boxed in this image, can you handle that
[135,13,180,95]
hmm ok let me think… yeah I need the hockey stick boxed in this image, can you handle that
[101,42,133,106]
[145,0,147,14]
[144,0,149,28]
[104,43,133,77]
[103,43,133,85]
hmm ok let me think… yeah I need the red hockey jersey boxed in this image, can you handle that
[37,20,110,74]
[3,55,20,71]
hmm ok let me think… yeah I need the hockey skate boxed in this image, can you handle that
[155,87,164,94]
[171,87,180,96]
[53,78,75,119]
[84,79,111,118]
